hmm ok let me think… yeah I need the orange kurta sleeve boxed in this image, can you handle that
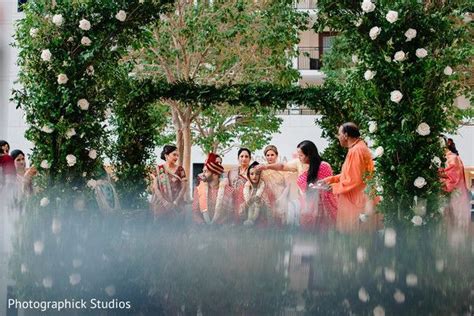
[331,149,367,195]
[325,174,341,184]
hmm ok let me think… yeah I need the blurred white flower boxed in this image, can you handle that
[368,121,377,133]
[373,305,385,316]
[404,28,417,41]
[354,18,363,27]
[87,179,97,189]
[364,70,376,80]
[88,149,97,159]
[115,10,127,22]
[385,10,398,23]
[67,36,74,42]
[57,73,68,85]
[69,273,81,286]
[369,26,381,40]
[30,28,39,37]
[414,177,426,188]
[105,285,116,297]
[406,273,418,286]
[411,215,423,226]
[41,49,52,62]
[52,14,63,26]
[21,264,28,274]
[34,240,44,255]
[356,247,367,263]
[415,48,428,58]
[41,125,53,133]
[40,197,49,207]
[443,66,453,75]
[79,19,91,31]
[374,146,384,158]
[42,277,53,288]
[40,160,50,169]
[435,259,444,272]
[416,122,430,136]
[86,65,95,76]
[462,12,472,23]
[384,228,396,248]
[358,287,370,302]
[393,51,406,62]
[66,154,77,167]
[66,128,76,139]
[384,267,396,282]
[81,36,92,46]
[431,156,441,168]
[52,218,62,234]
[393,289,405,303]
[454,95,470,110]
[352,55,359,64]
[384,56,392,62]
[390,90,403,103]
[78,99,89,110]
[361,0,375,13]
[139,0,145,3]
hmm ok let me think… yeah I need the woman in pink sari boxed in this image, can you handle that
[227,148,252,223]
[257,140,337,230]
[440,138,470,228]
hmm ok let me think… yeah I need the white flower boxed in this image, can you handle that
[415,48,428,58]
[384,267,396,282]
[390,90,403,103]
[414,177,427,188]
[87,179,97,189]
[369,26,381,40]
[358,287,370,302]
[69,273,81,286]
[79,19,91,31]
[57,73,68,85]
[115,10,127,22]
[40,197,49,207]
[66,128,76,139]
[67,36,74,42]
[66,154,77,167]
[384,56,392,62]
[411,215,423,226]
[406,273,418,286]
[368,121,377,133]
[34,240,44,255]
[139,0,145,3]
[30,28,39,37]
[352,55,359,64]
[41,49,52,62]
[356,247,367,263]
[361,0,375,13]
[443,66,453,75]
[374,146,384,158]
[88,149,97,159]
[404,28,417,41]
[105,285,116,297]
[73,259,83,268]
[462,12,472,23]
[354,18,363,27]
[393,289,405,303]
[373,305,385,316]
[385,10,399,23]
[384,228,396,248]
[42,277,53,288]
[86,65,95,76]
[81,36,92,46]
[416,122,430,136]
[78,99,90,110]
[431,156,441,167]
[40,160,50,169]
[454,95,470,110]
[364,70,376,80]
[435,259,444,272]
[52,14,63,26]
[51,218,61,234]
[41,125,53,133]
[393,51,406,62]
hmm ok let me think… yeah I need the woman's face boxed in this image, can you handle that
[238,151,251,167]
[166,150,179,165]
[14,154,26,170]
[265,150,278,164]
[249,168,261,184]
[297,148,308,164]
[1,144,9,154]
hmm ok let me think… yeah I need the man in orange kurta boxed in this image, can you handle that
[322,123,378,232]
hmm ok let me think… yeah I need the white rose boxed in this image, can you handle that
[368,121,377,133]
[416,122,430,136]
[404,28,417,41]
[57,73,68,85]
[79,19,91,31]
[356,247,367,263]
[431,156,441,168]
[373,305,385,316]
[66,154,77,167]
[66,128,76,139]
[385,10,398,23]
[34,240,44,255]
[42,277,53,288]
[41,125,54,133]
[77,99,90,110]
[393,50,406,62]
[443,66,453,75]
[352,55,359,64]
[384,267,396,282]
[81,36,92,46]
[415,48,428,58]
[454,95,470,110]
[361,0,375,13]
[40,197,49,207]
[390,90,403,103]
[86,65,95,76]
[105,285,116,297]
[40,160,50,169]
[30,28,39,37]
[384,228,396,248]
[69,273,81,286]
[52,14,63,26]
[406,273,418,286]
[364,70,376,80]
[369,26,381,40]
[411,215,423,226]
[358,287,370,302]
[393,289,405,303]
[115,10,127,22]
[88,149,97,159]
[414,176,427,188]
[87,179,97,189]
[374,146,384,158]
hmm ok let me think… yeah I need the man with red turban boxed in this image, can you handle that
[192,153,234,224]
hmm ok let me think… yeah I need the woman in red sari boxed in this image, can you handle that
[227,148,252,223]
[150,145,187,220]
[257,140,337,230]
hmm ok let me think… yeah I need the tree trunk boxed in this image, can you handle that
[182,118,192,200]
[170,104,184,166]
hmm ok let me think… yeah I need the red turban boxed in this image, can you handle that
[205,153,224,175]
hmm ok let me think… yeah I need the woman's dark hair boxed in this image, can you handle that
[160,145,177,161]
[447,138,459,156]
[0,140,9,154]
[341,122,361,138]
[297,140,322,186]
[10,149,24,160]
[238,147,251,158]
[247,161,260,179]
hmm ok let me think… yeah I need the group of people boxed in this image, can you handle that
[149,122,471,231]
